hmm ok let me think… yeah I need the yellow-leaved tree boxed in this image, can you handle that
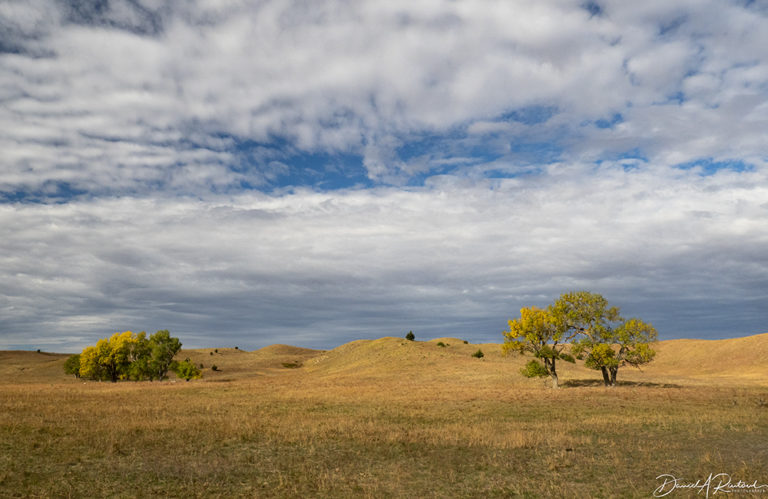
[503,291,658,388]
[76,330,183,382]
[502,306,577,389]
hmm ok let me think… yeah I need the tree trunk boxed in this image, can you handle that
[600,366,611,387]
[546,358,559,389]
[609,366,618,386]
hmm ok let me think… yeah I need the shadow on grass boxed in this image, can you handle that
[563,379,683,389]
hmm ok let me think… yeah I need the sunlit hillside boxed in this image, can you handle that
[2,333,767,497]
[5,332,767,387]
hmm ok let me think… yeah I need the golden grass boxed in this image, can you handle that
[1,334,767,497]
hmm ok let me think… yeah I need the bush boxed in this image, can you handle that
[559,352,576,364]
[463,340,468,344]
[210,351,213,356]
[64,354,81,378]
[405,331,415,341]
[437,341,446,347]
[211,365,218,371]
[520,360,549,378]
[172,360,202,381]
[472,349,484,358]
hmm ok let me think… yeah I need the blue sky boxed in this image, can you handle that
[1,0,767,351]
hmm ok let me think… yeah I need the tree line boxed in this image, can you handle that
[503,291,657,388]
[64,330,201,382]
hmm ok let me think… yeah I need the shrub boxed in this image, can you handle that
[172,360,202,381]
[64,354,81,378]
[405,331,415,341]
[463,340,468,344]
[210,351,213,356]
[282,362,302,369]
[437,341,446,347]
[520,360,549,378]
[472,349,484,358]
[211,365,218,371]
[559,352,576,364]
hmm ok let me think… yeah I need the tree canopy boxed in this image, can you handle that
[502,305,577,389]
[503,291,658,387]
[73,330,185,382]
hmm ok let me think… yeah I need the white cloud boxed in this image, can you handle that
[1,165,766,350]
[1,0,765,191]
[1,1,767,348]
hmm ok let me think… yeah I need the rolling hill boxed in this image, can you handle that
[2,332,767,386]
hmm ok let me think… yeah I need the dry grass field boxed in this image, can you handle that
[1,334,767,497]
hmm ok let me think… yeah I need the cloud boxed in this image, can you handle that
[1,1,767,349]
[1,0,766,194]
[1,164,766,350]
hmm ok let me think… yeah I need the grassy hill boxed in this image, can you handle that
[0,350,70,384]
[3,332,768,386]
[1,333,767,497]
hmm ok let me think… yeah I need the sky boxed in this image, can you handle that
[1,0,767,351]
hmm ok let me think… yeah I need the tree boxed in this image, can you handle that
[574,317,657,386]
[94,331,139,382]
[75,329,183,382]
[172,359,202,381]
[504,292,658,388]
[79,345,104,380]
[550,291,623,386]
[546,291,657,386]
[64,354,81,378]
[502,306,576,389]
[405,331,415,341]
[148,330,182,380]
[549,291,622,342]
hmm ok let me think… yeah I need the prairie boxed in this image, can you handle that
[1,335,767,497]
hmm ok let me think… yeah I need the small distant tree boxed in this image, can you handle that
[502,306,577,389]
[172,360,202,381]
[405,331,415,341]
[64,354,81,378]
[472,349,484,358]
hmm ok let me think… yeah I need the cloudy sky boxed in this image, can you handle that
[1,0,767,351]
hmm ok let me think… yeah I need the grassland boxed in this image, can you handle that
[1,335,767,497]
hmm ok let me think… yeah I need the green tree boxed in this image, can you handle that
[574,317,657,386]
[64,354,81,378]
[502,306,576,388]
[405,331,415,341]
[549,291,622,342]
[172,359,202,381]
[125,332,152,380]
[148,329,182,380]
[549,291,623,386]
